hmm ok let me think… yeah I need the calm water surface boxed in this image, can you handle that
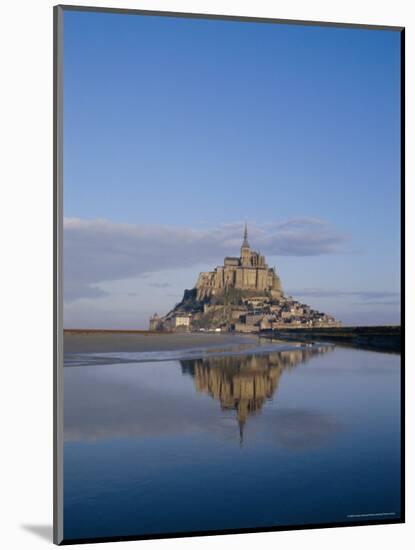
[63,339,401,540]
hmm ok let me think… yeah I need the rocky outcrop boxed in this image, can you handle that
[150,225,340,332]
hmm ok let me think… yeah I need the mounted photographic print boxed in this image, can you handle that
[53,5,405,545]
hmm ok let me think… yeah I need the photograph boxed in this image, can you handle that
[56,5,403,544]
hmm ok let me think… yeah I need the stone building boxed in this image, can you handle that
[149,223,341,332]
[149,313,163,332]
[172,314,191,330]
[195,224,283,300]
[150,312,191,332]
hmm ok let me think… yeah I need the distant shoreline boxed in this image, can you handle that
[64,325,400,333]
[65,329,158,335]
[259,325,401,353]
[63,326,401,354]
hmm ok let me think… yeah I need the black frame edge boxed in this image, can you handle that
[400,27,405,525]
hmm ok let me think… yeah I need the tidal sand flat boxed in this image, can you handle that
[64,330,257,354]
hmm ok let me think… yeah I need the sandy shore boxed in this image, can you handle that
[64,331,258,354]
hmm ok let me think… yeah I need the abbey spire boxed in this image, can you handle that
[242,222,250,249]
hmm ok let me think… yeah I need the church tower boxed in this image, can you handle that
[240,222,251,267]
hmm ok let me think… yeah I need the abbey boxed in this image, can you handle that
[196,224,283,301]
[150,223,340,332]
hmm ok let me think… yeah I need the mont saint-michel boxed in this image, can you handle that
[150,224,340,333]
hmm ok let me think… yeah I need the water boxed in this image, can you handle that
[63,339,401,541]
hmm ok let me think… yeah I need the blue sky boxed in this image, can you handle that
[63,10,401,328]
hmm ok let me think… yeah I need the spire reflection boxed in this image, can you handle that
[181,345,332,444]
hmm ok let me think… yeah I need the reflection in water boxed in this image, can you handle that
[63,344,401,540]
[181,345,332,444]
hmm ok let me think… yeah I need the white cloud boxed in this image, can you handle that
[64,217,349,302]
